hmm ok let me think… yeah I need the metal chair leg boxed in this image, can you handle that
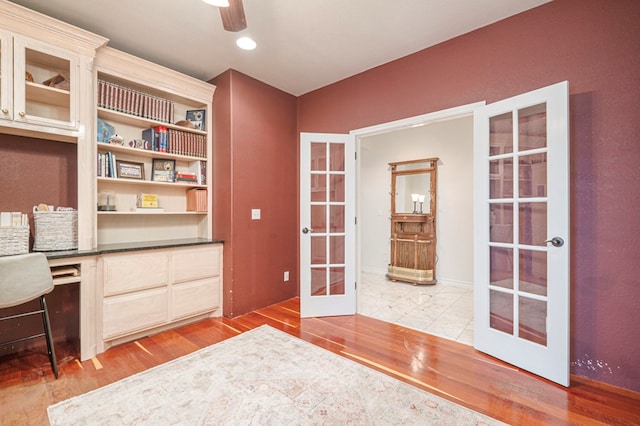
[40,295,58,379]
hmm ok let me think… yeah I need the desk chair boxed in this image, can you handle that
[0,253,58,378]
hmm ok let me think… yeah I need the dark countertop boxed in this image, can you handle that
[42,238,224,259]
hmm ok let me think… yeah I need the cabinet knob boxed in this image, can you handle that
[1,108,8,115]
[18,111,26,117]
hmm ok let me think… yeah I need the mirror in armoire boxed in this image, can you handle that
[387,158,438,285]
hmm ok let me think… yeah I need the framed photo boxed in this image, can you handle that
[152,158,176,183]
[116,160,145,180]
[186,109,206,131]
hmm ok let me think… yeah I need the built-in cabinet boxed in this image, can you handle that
[99,244,222,351]
[0,1,223,360]
[0,4,106,142]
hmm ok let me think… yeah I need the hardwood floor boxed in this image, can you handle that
[1,297,638,425]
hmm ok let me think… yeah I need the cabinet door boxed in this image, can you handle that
[171,277,221,320]
[103,287,169,339]
[0,30,12,122]
[172,245,221,283]
[13,35,79,130]
[103,251,169,296]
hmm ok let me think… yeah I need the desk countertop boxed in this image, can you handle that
[42,238,224,259]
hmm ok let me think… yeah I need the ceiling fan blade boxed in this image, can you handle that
[220,0,247,32]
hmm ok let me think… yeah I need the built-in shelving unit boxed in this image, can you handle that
[93,46,215,246]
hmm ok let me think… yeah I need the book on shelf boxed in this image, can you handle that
[98,79,174,123]
[175,172,198,184]
[188,160,207,185]
[97,151,117,178]
[142,126,169,153]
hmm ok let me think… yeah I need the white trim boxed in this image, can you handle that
[350,102,485,138]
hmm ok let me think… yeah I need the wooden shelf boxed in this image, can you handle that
[98,107,207,135]
[98,211,206,215]
[25,81,69,107]
[97,177,206,189]
[97,142,206,161]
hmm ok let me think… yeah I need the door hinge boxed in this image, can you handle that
[355,151,357,160]
[355,217,357,225]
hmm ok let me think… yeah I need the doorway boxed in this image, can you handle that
[353,104,478,345]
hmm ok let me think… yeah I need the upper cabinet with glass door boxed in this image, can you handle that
[0,2,107,140]
[0,30,79,132]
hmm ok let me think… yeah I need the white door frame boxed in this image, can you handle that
[351,102,485,309]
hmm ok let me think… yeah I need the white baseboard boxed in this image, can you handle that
[361,266,387,275]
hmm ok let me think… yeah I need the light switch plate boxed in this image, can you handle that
[251,209,261,220]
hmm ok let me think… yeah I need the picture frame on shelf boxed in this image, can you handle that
[186,109,206,131]
[116,160,145,180]
[152,158,176,183]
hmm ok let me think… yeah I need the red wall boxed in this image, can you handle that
[212,70,299,317]
[0,134,79,353]
[298,0,640,392]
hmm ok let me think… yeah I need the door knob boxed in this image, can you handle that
[302,227,313,234]
[544,237,564,247]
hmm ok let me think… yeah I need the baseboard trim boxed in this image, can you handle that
[570,374,640,400]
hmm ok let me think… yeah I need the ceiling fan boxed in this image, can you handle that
[204,0,247,32]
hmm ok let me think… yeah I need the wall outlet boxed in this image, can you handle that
[251,209,261,220]
[284,271,289,281]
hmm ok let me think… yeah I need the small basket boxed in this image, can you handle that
[0,226,29,256]
[33,209,78,251]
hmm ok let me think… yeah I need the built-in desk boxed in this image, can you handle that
[44,239,223,361]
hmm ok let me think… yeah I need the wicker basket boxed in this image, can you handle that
[0,226,29,256]
[33,210,78,251]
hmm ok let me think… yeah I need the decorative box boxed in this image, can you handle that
[137,193,158,208]
[0,226,29,256]
[33,209,78,251]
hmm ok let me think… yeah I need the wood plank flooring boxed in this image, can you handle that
[1,297,638,425]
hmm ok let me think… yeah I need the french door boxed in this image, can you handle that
[473,81,570,386]
[300,132,356,318]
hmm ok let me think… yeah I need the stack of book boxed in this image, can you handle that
[175,172,198,184]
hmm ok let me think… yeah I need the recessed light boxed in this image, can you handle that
[202,0,229,6]
[236,36,256,50]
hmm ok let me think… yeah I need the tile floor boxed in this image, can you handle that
[358,271,474,346]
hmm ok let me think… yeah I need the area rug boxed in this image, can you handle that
[48,325,504,425]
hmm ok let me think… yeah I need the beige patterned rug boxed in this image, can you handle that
[48,325,504,425]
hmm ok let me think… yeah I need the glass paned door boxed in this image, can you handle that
[300,133,355,317]
[474,82,570,386]
[13,37,78,130]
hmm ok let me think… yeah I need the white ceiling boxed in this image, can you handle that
[9,0,550,96]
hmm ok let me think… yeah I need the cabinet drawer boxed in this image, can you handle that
[103,287,168,339]
[171,276,220,320]
[172,245,221,283]
[103,252,169,296]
